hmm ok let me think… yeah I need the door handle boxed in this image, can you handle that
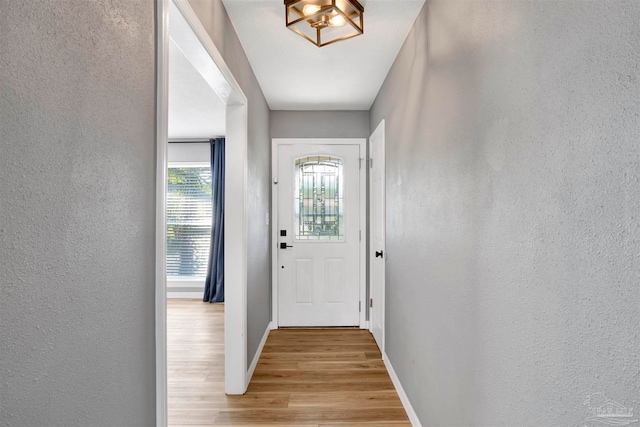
[280,243,293,249]
[375,250,383,258]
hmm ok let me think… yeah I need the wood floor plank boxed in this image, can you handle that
[364,351,382,360]
[213,408,409,424]
[169,394,290,410]
[318,423,411,427]
[172,425,319,427]
[173,424,321,427]
[262,344,380,354]
[167,299,409,426]
[250,369,392,383]
[246,381,396,393]
[257,352,368,361]
[287,391,404,408]
[296,360,386,370]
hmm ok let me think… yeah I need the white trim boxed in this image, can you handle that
[169,138,221,143]
[155,0,169,425]
[224,102,249,395]
[171,0,246,106]
[383,352,422,427]
[270,139,278,329]
[358,138,367,329]
[168,161,210,168]
[167,292,203,299]
[246,321,272,385]
[168,1,231,104]
[167,277,205,288]
[271,138,368,329]
[157,1,250,419]
[368,119,386,354]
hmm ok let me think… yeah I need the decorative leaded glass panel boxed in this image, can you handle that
[294,156,344,240]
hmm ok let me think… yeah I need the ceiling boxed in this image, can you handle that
[222,0,426,110]
[168,6,226,139]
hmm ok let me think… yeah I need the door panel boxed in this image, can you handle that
[325,259,344,303]
[294,259,313,303]
[277,144,361,327]
[370,122,386,350]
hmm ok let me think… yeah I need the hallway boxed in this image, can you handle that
[168,299,409,426]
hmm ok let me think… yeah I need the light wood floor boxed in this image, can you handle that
[168,299,410,426]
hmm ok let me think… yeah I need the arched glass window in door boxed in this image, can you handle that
[294,156,344,240]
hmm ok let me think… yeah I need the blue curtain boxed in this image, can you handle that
[204,138,225,303]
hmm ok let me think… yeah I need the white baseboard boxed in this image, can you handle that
[246,321,272,386]
[383,352,422,427]
[167,292,203,299]
[166,277,205,288]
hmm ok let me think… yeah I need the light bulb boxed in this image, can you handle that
[329,14,345,26]
[302,4,321,16]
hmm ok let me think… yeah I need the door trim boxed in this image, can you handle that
[271,138,367,329]
[368,120,386,353]
[155,2,168,423]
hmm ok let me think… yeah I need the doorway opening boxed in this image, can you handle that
[156,0,249,425]
[271,138,367,329]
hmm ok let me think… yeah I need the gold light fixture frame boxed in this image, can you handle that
[285,0,365,48]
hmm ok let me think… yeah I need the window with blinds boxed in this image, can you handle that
[167,167,212,277]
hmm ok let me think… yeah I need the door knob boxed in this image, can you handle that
[280,243,293,249]
[375,250,384,258]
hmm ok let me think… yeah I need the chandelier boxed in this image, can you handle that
[284,0,364,48]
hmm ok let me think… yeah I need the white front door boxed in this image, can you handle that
[276,143,362,327]
[369,121,386,350]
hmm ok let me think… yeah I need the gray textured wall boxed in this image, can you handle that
[370,1,640,425]
[0,1,156,426]
[271,110,370,139]
[188,0,272,368]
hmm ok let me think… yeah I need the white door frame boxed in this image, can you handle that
[156,0,249,425]
[271,138,367,329]
[368,120,386,353]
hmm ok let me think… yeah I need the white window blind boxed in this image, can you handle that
[167,167,212,277]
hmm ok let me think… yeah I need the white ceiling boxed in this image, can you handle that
[168,6,226,139]
[222,0,425,110]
